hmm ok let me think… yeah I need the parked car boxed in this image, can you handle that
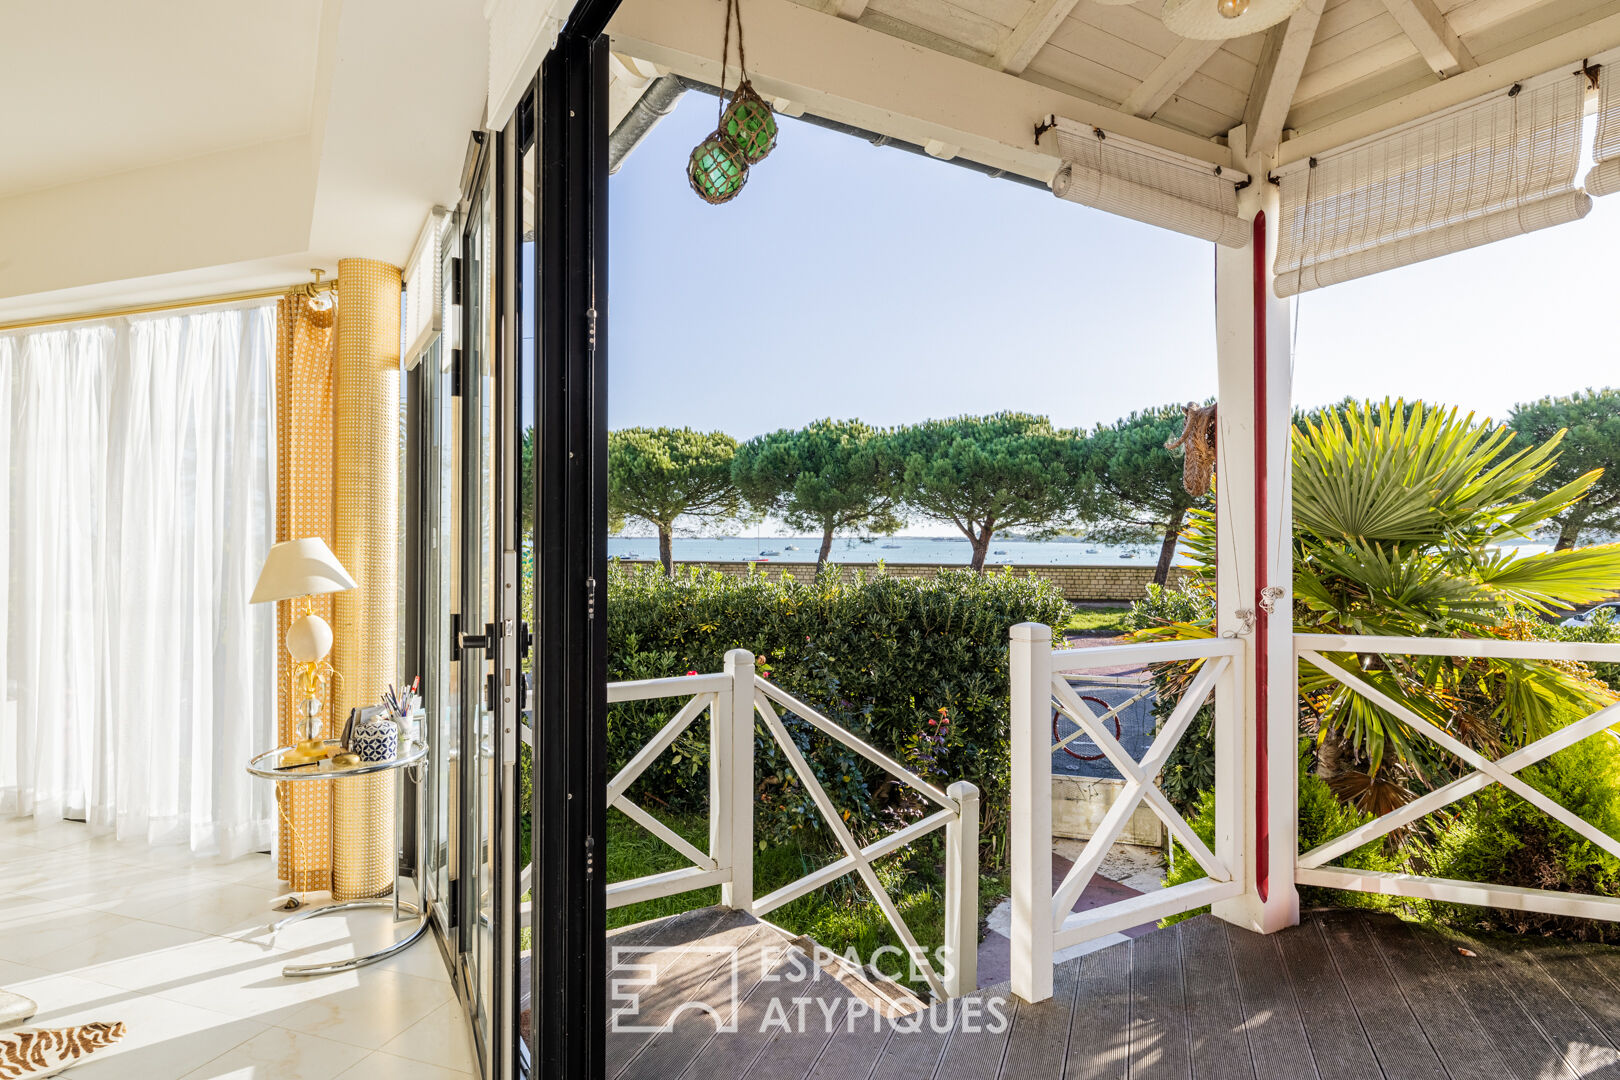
[1562,601,1620,628]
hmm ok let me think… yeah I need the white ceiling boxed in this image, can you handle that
[0,1,324,199]
[0,0,489,321]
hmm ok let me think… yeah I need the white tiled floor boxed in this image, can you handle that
[0,816,475,1079]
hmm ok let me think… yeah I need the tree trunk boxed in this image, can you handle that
[969,529,992,572]
[1316,727,1351,782]
[1555,517,1581,551]
[658,528,673,576]
[818,527,835,569]
[1154,509,1185,586]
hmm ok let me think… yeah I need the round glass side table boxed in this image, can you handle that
[246,739,429,977]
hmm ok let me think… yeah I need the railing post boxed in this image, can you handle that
[1009,622,1053,1003]
[718,649,755,912]
[944,779,980,998]
[1210,641,1249,926]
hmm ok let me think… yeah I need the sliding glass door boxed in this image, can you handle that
[413,129,523,1080]
[409,17,614,1076]
[458,150,498,1072]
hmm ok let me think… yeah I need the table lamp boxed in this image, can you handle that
[251,538,358,766]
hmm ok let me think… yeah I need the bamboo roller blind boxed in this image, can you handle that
[1273,71,1590,296]
[1050,120,1251,248]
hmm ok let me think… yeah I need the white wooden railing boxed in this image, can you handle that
[1008,622,1245,1003]
[604,648,980,1000]
[1294,634,1620,921]
[1004,622,1620,1006]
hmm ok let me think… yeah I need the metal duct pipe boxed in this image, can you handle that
[608,75,687,174]
[669,76,1048,191]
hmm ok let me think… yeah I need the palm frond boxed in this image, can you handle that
[1475,543,1620,612]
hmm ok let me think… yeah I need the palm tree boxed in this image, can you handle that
[1141,400,1620,815]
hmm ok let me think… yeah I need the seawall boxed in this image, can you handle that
[613,559,1187,603]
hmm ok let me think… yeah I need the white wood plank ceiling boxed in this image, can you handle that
[787,0,1610,147]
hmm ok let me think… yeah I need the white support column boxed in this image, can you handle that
[719,649,756,912]
[943,779,980,998]
[1210,127,1299,935]
[1009,622,1054,1003]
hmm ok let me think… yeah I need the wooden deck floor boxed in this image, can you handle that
[606,905,1620,1080]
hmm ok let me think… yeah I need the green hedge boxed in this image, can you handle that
[606,562,1069,866]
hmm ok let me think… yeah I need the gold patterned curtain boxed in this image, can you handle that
[330,258,402,901]
[274,293,337,891]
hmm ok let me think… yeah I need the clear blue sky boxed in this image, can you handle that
[609,94,1620,439]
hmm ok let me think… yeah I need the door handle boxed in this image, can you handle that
[452,613,498,658]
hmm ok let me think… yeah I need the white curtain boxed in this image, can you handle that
[0,300,277,857]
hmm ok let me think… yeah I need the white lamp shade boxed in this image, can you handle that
[1161,0,1304,39]
[250,538,358,604]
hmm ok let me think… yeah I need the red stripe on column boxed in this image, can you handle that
[1252,211,1270,903]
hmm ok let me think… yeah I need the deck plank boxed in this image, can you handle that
[1506,937,1620,1051]
[1127,928,1191,1080]
[994,950,1079,1079]
[1179,917,1257,1080]
[688,943,849,1080]
[1063,930,1133,1080]
[606,906,732,975]
[867,1009,954,1080]
[799,1008,893,1080]
[602,906,1620,1080]
[1408,922,1580,1080]
[1362,914,1514,1080]
[1223,923,1318,1080]
[1275,919,1381,1080]
[606,911,764,1078]
[1478,933,1620,1079]
[934,991,1017,1080]
[1317,910,1448,1080]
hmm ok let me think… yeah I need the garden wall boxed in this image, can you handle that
[614,559,1187,602]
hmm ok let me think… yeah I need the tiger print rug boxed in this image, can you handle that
[0,1023,126,1077]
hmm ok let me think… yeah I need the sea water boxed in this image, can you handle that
[606,534,1560,568]
[608,535,1180,567]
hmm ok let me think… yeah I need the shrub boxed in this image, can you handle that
[606,562,1070,866]
[1129,583,1217,812]
[1162,768,1403,923]
[1411,730,1620,942]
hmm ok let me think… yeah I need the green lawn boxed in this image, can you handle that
[606,808,1006,994]
[1061,604,1133,635]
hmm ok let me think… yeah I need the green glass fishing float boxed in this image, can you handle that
[687,132,749,204]
[686,0,776,204]
[721,81,777,164]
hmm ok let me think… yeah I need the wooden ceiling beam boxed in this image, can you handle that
[1121,38,1225,118]
[1242,0,1326,157]
[1278,7,1620,165]
[994,0,1085,75]
[822,0,870,20]
[1378,0,1474,76]
[608,0,1239,181]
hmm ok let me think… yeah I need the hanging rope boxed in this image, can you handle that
[689,0,775,203]
[1165,402,1218,496]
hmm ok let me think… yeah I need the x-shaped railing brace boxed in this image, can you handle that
[1298,650,1620,869]
[1049,655,1233,922]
